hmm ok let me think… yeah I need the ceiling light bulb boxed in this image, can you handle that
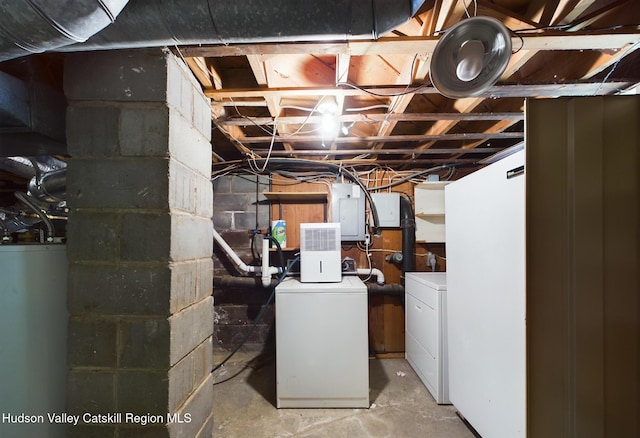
[456,39,485,82]
[318,96,338,115]
[321,113,340,140]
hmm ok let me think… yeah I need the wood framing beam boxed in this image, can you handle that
[249,147,506,156]
[180,32,640,58]
[233,131,524,144]
[217,112,524,126]
[205,81,635,99]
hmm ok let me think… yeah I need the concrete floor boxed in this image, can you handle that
[213,349,477,438]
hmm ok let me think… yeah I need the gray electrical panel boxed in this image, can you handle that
[371,192,400,228]
[331,183,366,241]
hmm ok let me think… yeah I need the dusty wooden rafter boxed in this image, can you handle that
[231,131,524,144]
[205,81,636,100]
[249,147,506,156]
[180,32,640,58]
[216,112,524,126]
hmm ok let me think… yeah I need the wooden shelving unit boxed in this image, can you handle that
[415,182,449,243]
[263,191,327,201]
[264,189,328,248]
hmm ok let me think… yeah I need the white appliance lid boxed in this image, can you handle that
[405,272,447,290]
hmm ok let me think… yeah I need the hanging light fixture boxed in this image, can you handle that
[318,96,341,145]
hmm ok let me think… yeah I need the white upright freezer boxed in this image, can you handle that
[405,272,449,404]
[276,276,369,408]
[445,150,526,438]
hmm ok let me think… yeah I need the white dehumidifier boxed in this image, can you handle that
[299,222,342,283]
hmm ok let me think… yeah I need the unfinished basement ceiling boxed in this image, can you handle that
[0,0,638,179]
[180,0,640,171]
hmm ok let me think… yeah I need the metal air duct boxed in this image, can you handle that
[0,0,425,60]
[0,0,129,62]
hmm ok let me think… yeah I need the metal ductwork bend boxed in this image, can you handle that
[0,0,425,61]
[0,0,129,62]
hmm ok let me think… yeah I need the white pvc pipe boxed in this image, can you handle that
[213,228,283,287]
[212,228,259,274]
[261,238,282,287]
[261,238,270,287]
[356,268,385,285]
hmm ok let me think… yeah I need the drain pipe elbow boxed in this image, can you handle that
[213,227,259,274]
[213,228,282,285]
[356,268,385,285]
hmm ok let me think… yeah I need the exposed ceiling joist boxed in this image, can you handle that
[206,81,634,100]
[181,32,639,58]
[217,112,524,126]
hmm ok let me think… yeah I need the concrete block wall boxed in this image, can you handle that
[212,175,275,350]
[65,48,213,437]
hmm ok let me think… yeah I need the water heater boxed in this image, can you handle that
[299,222,342,283]
[0,244,67,437]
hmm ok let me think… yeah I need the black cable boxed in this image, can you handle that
[211,256,300,376]
[265,235,285,270]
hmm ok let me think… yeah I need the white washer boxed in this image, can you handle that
[405,272,449,404]
[276,276,369,408]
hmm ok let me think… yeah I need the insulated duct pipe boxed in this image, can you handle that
[28,168,67,203]
[400,194,416,282]
[0,156,67,180]
[0,0,129,62]
[0,0,425,62]
[0,157,67,203]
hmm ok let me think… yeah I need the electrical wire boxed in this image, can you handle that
[462,0,477,19]
[368,164,454,190]
[337,80,434,98]
[593,55,625,96]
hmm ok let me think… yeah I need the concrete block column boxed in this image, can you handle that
[64,48,213,437]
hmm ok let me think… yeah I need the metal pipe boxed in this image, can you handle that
[14,192,55,242]
[400,194,416,283]
[28,168,67,203]
[366,282,404,296]
[0,0,129,62]
[216,275,279,289]
[0,156,66,179]
[216,275,401,295]
[0,1,424,62]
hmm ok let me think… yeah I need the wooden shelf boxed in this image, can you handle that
[263,191,327,201]
[416,213,445,220]
[415,182,448,243]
